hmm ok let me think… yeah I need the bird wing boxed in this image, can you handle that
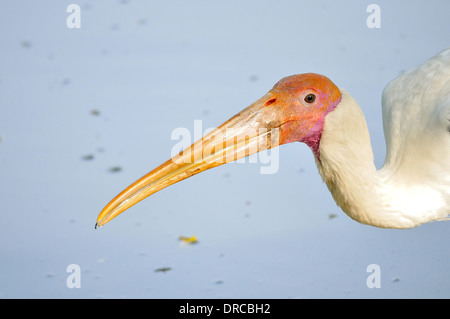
[381,48,450,176]
[380,48,450,223]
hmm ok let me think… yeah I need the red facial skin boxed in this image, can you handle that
[268,73,342,159]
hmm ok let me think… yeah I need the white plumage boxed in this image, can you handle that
[318,48,450,228]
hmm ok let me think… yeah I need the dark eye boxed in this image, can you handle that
[304,93,316,104]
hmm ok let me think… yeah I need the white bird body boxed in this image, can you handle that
[318,48,450,228]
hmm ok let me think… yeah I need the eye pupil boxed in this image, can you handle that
[304,93,316,103]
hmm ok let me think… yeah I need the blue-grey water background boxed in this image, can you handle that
[0,0,449,298]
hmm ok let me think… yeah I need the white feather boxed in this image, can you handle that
[318,48,450,228]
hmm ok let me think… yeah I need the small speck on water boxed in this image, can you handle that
[21,40,32,48]
[136,18,147,26]
[81,154,94,161]
[179,236,198,244]
[154,267,172,273]
[108,166,122,173]
[90,109,100,116]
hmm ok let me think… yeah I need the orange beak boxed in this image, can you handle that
[96,92,282,227]
[96,74,341,227]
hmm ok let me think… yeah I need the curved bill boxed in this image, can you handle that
[95,92,282,227]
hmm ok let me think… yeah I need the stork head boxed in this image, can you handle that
[96,73,342,227]
[268,73,341,157]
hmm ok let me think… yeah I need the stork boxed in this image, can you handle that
[96,48,450,229]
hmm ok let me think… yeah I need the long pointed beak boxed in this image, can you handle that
[96,92,283,227]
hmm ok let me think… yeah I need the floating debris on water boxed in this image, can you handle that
[21,40,32,48]
[154,267,171,273]
[108,166,122,173]
[179,236,198,244]
[110,23,120,31]
[328,213,337,220]
[136,18,147,26]
[90,109,100,116]
[81,154,94,161]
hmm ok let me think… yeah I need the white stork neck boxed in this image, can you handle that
[316,90,442,228]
